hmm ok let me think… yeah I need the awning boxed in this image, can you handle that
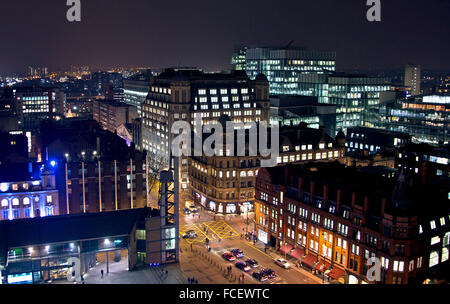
[314,260,331,272]
[289,247,305,260]
[327,267,346,281]
[301,254,317,268]
[280,243,293,255]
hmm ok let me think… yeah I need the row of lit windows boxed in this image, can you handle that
[198,88,248,95]
[276,150,341,164]
[1,195,52,207]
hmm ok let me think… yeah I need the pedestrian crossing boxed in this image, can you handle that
[180,220,239,244]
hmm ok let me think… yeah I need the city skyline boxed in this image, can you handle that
[0,0,450,75]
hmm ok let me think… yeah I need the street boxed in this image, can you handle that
[179,206,324,284]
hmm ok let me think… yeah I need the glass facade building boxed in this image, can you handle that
[244,47,336,95]
[298,73,391,134]
[123,79,150,117]
[363,95,450,145]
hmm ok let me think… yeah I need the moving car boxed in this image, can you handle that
[245,259,259,268]
[189,207,199,213]
[183,208,191,214]
[231,249,244,258]
[261,268,276,279]
[235,262,251,272]
[222,252,237,262]
[252,271,268,282]
[275,258,291,269]
[182,230,197,239]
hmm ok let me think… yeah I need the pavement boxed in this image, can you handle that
[51,258,186,284]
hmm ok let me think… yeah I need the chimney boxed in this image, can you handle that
[298,177,304,198]
[351,192,357,208]
[336,189,342,211]
[323,185,328,202]
[381,198,386,217]
[310,181,316,198]
[364,196,369,215]
[284,165,291,185]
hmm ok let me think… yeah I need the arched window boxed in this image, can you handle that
[1,199,8,207]
[23,197,30,205]
[12,198,19,206]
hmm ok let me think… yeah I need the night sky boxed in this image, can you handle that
[0,0,449,75]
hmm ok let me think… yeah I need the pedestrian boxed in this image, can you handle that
[195,279,198,284]
[101,269,104,278]
[165,270,168,276]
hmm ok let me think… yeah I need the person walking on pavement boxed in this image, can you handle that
[101,269,104,278]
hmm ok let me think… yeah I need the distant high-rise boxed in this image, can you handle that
[231,46,247,71]
[404,64,421,96]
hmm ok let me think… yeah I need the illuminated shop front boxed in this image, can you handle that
[192,191,254,215]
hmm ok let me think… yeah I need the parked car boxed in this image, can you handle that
[261,268,276,279]
[245,259,259,268]
[231,249,244,258]
[222,252,237,262]
[235,262,251,272]
[182,230,197,239]
[275,258,291,269]
[252,271,268,282]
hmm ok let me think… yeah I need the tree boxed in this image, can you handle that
[146,153,167,207]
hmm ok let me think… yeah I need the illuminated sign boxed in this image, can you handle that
[258,229,268,244]
[7,273,33,284]
[0,183,8,192]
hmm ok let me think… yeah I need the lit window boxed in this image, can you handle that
[430,220,436,230]
[429,251,439,267]
[1,199,8,207]
[12,198,19,206]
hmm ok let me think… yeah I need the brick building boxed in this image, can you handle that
[255,162,449,284]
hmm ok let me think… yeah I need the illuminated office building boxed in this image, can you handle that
[244,46,336,95]
[269,95,337,136]
[363,94,450,145]
[123,72,151,116]
[231,46,247,71]
[13,86,66,134]
[141,68,270,192]
[298,72,391,134]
